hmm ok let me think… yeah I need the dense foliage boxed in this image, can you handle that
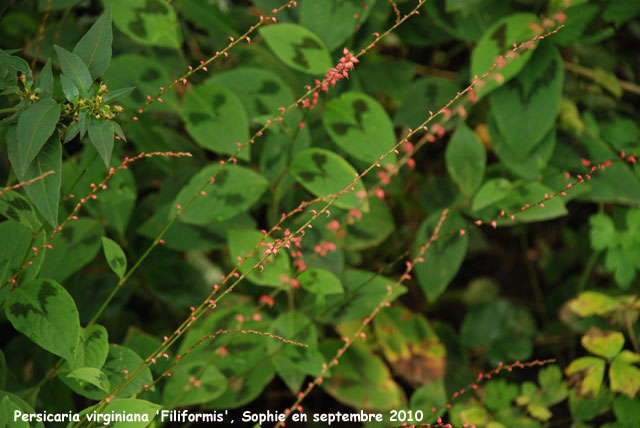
[1,0,640,427]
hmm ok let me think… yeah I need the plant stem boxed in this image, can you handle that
[564,61,640,95]
[0,107,18,114]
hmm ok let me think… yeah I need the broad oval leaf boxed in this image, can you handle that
[103,0,182,49]
[268,312,324,392]
[82,324,109,368]
[290,148,367,210]
[324,92,397,165]
[5,278,81,362]
[394,76,460,128]
[323,269,407,323]
[472,178,513,212]
[374,306,446,386]
[101,54,177,110]
[299,0,373,50]
[0,191,41,230]
[494,182,567,225]
[490,117,556,179]
[54,45,92,96]
[210,68,302,130]
[182,82,250,160]
[67,367,110,393]
[445,123,486,197]
[73,5,113,79]
[414,212,468,302]
[320,339,405,410]
[101,236,127,279]
[39,218,105,282]
[163,359,228,407]
[298,268,343,295]
[342,197,394,250]
[490,43,564,156]
[260,23,332,74]
[226,228,290,287]
[470,13,538,99]
[15,99,60,177]
[173,164,268,225]
[22,131,61,227]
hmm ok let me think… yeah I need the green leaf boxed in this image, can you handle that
[485,379,519,411]
[415,212,468,301]
[5,278,81,362]
[299,0,372,50]
[445,123,486,197]
[566,356,606,397]
[14,99,60,177]
[102,85,135,103]
[226,228,290,287]
[0,392,44,428]
[268,312,323,392]
[75,398,160,427]
[54,45,92,96]
[87,118,114,167]
[103,0,182,49]
[101,236,127,279]
[470,13,538,98]
[490,43,564,156]
[39,218,105,282]
[342,197,395,250]
[373,306,446,386]
[38,59,53,98]
[22,131,61,227]
[323,92,397,165]
[163,359,227,407]
[472,178,513,211]
[395,77,460,128]
[0,190,41,230]
[173,164,268,225]
[298,268,343,295]
[210,67,301,130]
[177,301,275,408]
[67,367,110,393]
[567,291,632,317]
[103,344,153,398]
[0,221,32,287]
[612,394,640,425]
[73,5,112,79]
[290,148,367,210]
[461,299,536,364]
[609,351,640,398]
[60,74,80,102]
[101,55,177,111]
[323,269,407,323]
[590,213,616,251]
[181,82,250,159]
[490,117,556,179]
[538,365,569,405]
[581,327,625,360]
[81,324,109,368]
[320,339,404,409]
[260,23,332,74]
[495,182,567,225]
